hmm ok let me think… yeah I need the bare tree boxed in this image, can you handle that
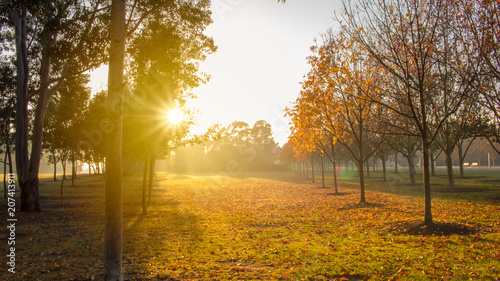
[339,0,477,225]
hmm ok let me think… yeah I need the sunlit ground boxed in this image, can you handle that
[2,171,499,280]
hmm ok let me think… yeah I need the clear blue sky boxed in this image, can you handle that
[188,0,342,145]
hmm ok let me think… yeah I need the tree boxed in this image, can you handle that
[44,74,91,191]
[463,0,500,154]
[1,0,109,211]
[104,0,125,278]
[306,30,384,203]
[339,0,478,224]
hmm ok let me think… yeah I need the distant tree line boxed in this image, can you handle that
[169,120,279,174]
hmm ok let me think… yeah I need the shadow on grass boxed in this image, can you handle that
[386,220,480,236]
[337,201,386,210]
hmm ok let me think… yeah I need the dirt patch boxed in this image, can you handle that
[338,201,385,210]
[327,192,352,196]
[387,220,479,236]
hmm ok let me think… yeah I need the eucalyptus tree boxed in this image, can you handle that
[1,0,109,211]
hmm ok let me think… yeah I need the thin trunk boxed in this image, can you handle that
[60,158,66,197]
[406,155,416,185]
[62,159,67,181]
[311,158,315,183]
[422,139,433,225]
[358,126,366,203]
[382,156,387,181]
[142,156,148,214]
[53,151,57,181]
[394,152,398,173]
[305,161,309,179]
[71,158,75,186]
[331,144,338,194]
[320,154,325,187]
[445,150,456,190]
[458,144,464,178]
[104,0,126,279]
[366,158,371,178]
[358,157,366,203]
[431,150,436,176]
[147,153,155,204]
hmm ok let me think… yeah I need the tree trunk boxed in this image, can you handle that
[328,142,338,194]
[14,8,41,212]
[104,0,126,279]
[358,129,366,203]
[320,154,325,188]
[406,155,416,185]
[332,159,338,194]
[71,158,75,186]
[430,150,436,176]
[311,158,315,183]
[458,144,464,178]
[422,138,433,225]
[62,160,67,180]
[142,156,148,214]
[394,152,398,174]
[382,156,387,181]
[358,157,366,203]
[445,150,456,190]
[305,160,309,179]
[53,151,57,181]
[148,153,155,204]
[366,158,371,178]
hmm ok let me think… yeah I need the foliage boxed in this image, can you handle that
[170,120,279,173]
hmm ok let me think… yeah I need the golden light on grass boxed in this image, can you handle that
[167,108,185,125]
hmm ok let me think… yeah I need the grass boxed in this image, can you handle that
[0,170,499,280]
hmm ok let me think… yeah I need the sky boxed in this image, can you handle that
[90,0,342,146]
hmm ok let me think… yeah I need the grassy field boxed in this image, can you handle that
[1,169,499,280]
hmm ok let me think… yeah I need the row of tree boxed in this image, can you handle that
[169,120,278,173]
[284,0,500,226]
[0,0,216,212]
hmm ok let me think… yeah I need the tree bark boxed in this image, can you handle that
[445,150,456,190]
[382,156,387,181]
[53,151,57,181]
[104,0,126,279]
[142,156,148,214]
[320,154,325,188]
[71,158,75,186]
[406,155,416,186]
[14,8,41,212]
[310,157,315,183]
[422,139,433,225]
[394,152,398,174]
[458,144,464,178]
[147,153,155,204]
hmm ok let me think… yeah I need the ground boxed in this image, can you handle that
[1,170,499,280]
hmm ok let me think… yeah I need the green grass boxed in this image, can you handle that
[306,166,500,203]
[1,170,499,280]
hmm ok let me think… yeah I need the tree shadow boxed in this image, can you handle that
[337,201,386,210]
[386,220,480,236]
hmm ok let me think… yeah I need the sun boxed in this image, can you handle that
[167,108,185,125]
